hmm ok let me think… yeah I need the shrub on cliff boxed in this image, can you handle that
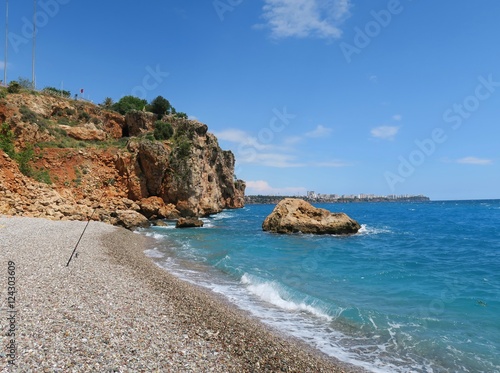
[112,95,148,115]
[0,123,16,158]
[7,81,21,94]
[174,112,188,119]
[18,77,34,89]
[154,121,174,140]
[43,86,71,98]
[148,96,173,118]
[20,106,39,124]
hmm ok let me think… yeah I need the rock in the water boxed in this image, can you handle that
[176,217,204,228]
[262,198,360,235]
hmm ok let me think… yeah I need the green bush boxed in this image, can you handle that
[153,121,174,140]
[19,106,39,123]
[0,123,16,158]
[174,112,188,119]
[43,86,71,98]
[78,111,91,121]
[34,169,52,184]
[0,89,7,99]
[57,117,71,126]
[7,81,21,94]
[177,138,191,158]
[112,95,148,115]
[16,145,35,177]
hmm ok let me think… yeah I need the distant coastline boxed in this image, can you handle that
[245,194,430,205]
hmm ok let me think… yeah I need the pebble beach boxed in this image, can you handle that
[0,216,363,372]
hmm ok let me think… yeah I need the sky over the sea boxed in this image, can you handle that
[1,0,499,200]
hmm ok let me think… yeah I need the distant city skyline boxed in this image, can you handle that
[1,1,499,200]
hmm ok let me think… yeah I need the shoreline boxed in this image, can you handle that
[0,216,365,372]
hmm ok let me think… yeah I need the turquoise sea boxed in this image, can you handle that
[140,200,500,372]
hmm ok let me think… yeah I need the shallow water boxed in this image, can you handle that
[141,200,500,372]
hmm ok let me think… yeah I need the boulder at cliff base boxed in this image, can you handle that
[262,198,360,235]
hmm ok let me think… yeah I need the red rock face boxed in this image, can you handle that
[0,91,245,226]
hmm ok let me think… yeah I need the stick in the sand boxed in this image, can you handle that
[66,192,105,267]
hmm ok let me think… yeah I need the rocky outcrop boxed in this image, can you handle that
[59,125,107,141]
[124,110,156,137]
[161,117,246,216]
[176,217,204,228]
[110,210,150,230]
[0,90,245,228]
[116,117,246,217]
[262,198,360,235]
[138,196,180,219]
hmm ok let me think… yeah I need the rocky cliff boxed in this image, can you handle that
[0,88,245,228]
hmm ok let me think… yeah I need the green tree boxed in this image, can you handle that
[112,95,148,115]
[102,97,114,109]
[148,96,172,118]
[153,121,174,140]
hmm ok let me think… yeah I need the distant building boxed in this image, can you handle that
[307,191,317,199]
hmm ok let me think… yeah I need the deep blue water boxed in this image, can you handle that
[140,200,500,372]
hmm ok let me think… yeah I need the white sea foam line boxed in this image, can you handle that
[358,224,392,235]
[144,248,165,258]
[154,259,433,373]
[144,232,451,373]
[241,274,333,321]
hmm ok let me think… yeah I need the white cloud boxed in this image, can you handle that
[241,153,304,167]
[369,75,378,83]
[371,126,400,140]
[214,129,272,151]
[457,157,493,165]
[258,0,351,40]
[305,124,332,138]
[392,114,402,121]
[283,136,302,145]
[216,127,349,168]
[311,159,350,167]
[246,180,307,195]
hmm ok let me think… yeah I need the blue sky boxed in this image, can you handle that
[1,0,499,200]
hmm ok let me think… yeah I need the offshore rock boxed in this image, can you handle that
[176,217,204,228]
[262,198,360,235]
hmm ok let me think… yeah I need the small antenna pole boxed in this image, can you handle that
[66,192,105,267]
